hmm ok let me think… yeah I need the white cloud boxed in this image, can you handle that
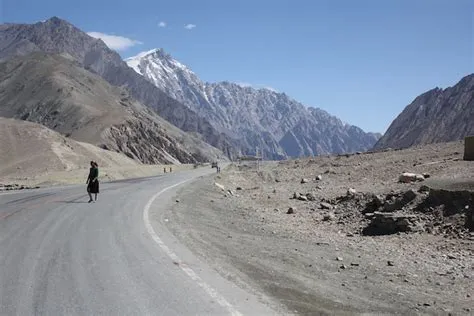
[158,21,167,28]
[184,23,196,30]
[87,32,143,51]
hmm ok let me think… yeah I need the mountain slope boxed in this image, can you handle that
[126,49,380,158]
[375,74,474,149]
[0,117,139,179]
[0,17,237,157]
[0,52,225,164]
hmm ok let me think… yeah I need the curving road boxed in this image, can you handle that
[0,168,275,315]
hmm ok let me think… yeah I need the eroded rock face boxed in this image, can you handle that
[0,17,239,158]
[0,53,225,164]
[374,74,474,150]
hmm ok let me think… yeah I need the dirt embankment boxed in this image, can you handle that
[166,141,473,315]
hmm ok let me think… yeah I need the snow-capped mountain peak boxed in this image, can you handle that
[126,49,380,158]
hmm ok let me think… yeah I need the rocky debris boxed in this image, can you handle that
[323,213,335,221]
[320,202,333,210]
[347,188,357,196]
[236,187,243,191]
[298,195,308,201]
[306,193,316,201]
[399,172,425,183]
[287,207,296,214]
[301,178,309,184]
[336,257,343,261]
[227,190,235,196]
[315,175,323,181]
[387,261,395,266]
[363,212,422,235]
[403,189,418,203]
[418,185,430,193]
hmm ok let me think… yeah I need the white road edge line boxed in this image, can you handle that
[143,178,242,316]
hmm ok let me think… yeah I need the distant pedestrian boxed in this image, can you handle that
[86,161,99,203]
[164,167,167,173]
[169,167,172,173]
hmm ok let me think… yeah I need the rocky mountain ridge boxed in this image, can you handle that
[0,52,225,164]
[0,17,238,157]
[375,74,474,149]
[126,49,380,158]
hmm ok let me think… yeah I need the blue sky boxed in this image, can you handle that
[1,0,473,133]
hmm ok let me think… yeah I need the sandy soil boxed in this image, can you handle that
[0,118,195,187]
[166,141,474,315]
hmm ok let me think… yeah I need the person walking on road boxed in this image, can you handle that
[86,161,100,203]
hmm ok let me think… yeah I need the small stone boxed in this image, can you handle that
[347,188,357,196]
[306,193,316,201]
[339,265,347,269]
[341,283,346,287]
[236,187,243,190]
[298,195,308,201]
[323,213,335,221]
[274,208,280,212]
[346,233,354,237]
[273,189,277,193]
[320,202,332,210]
[387,260,395,266]
[175,199,180,203]
[447,254,456,259]
[350,263,359,266]
[403,189,418,203]
[301,178,309,184]
[287,207,296,214]
[214,182,225,191]
[315,175,323,181]
[422,173,430,179]
[423,303,431,307]
[336,257,343,261]
[418,185,430,193]
[275,179,281,183]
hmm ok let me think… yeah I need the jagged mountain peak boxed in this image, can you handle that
[126,48,189,73]
[127,49,380,158]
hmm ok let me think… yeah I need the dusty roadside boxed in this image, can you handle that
[166,141,473,315]
[0,164,197,191]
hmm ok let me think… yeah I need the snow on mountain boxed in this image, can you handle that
[126,49,380,158]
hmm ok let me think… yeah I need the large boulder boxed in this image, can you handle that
[362,212,422,235]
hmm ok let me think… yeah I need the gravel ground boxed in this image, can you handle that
[166,141,473,315]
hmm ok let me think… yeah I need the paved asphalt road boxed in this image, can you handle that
[0,168,275,315]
